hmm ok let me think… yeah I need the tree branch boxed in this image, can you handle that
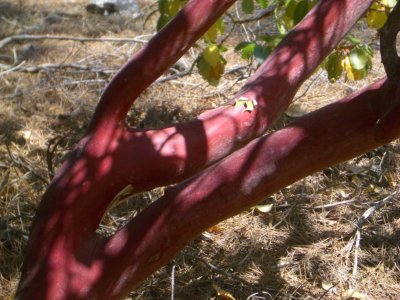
[0,34,149,49]
[229,4,276,24]
[95,78,400,298]
[380,1,400,81]
[16,1,382,299]
[90,0,237,131]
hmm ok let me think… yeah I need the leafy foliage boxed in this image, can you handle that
[366,0,398,29]
[234,34,283,65]
[197,44,227,86]
[204,18,224,43]
[156,0,398,85]
[157,0,188,31]
[324,37,373,83]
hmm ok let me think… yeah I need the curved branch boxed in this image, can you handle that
[89,0,236,132]
[380,1,400,81]
[16,1,378,299]
[229,4,276,24]
[96,78,400,299]
[116,0,376,190]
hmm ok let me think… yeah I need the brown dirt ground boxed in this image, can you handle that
[0,1,399,299]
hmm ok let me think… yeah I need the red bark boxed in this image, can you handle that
[17,0,397,299]
[96,0,375,191]
[91,78,400,299]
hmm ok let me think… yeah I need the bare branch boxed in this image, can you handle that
[344,192,399,276]
[0,34,150,49]
[229,4,276,24]
[2,62,115,75]
[0,60,26,76]
[380,1,400,81]
[355,192,398,229]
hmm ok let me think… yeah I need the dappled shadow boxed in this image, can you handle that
[0,118,24,144]
[0,1,24,24]
[89,76,399,298]
[0,217,26,278]
[14,0,400,299]
[126,196,400,299]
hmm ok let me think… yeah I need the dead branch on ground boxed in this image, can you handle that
[0,34,150,49]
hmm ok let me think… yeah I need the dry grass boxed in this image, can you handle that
[1,1,399,299]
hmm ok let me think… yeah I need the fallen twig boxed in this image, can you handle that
[196,256,254,288]
[272,207,292,229]
[355,192,398,229]
[0,60,26,76]
[343,192,399,276]
[352,228,361,276]
[171,264,176,300]
[0,34,150,49]
[293,70,324,102]
[6,143,49,184]
[276,198,360,210]
[4,62,115,75]
[246,291,273,300]
[155,69,192,84]
[63,79,108,86]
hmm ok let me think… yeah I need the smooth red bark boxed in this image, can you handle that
[99,0,375,191]
[17,0,397,299]
[90,0,236,132]
[91,78,400,299]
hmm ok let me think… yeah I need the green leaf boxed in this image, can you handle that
[325,52,343,83]
[197,58,214,85]
[235,42,257,60]
[203,44,220,67]
[275,0,297,32]
[197,56,225,86]
[343,56,369,81]
[219,44,228,52]
[234,41,251,51]
[284,0,298,19]
[366,2,388,29]
[344,34,361,45]
[284,0,296,10]
[361,44,373,57]
[242,0,254,14]
[348,47,370,70]
[259,34,284,48]
[367,11,387,29]
[293,0,309,24]
[256,0,268,8]
[158,0,169,14]
[157,14,170,31]
[275,15,288,34]
[204,18,224,42]
[167,0,181,15]
[157,0,188,31]
[254,44,270,64]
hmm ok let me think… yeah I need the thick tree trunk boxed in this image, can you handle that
[17,0,393,299]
